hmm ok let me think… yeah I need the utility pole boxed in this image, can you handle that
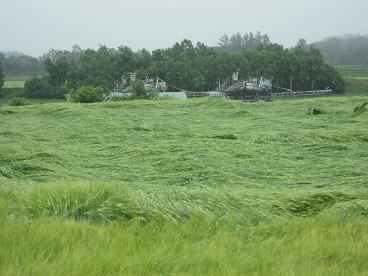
[216,80,222,91]
[290,75,293,93]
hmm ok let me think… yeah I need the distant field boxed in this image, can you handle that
[333,65,368,95]
[1,96,368,274]
[345,78,368,95]
[336,65,368,79]
[3,75,33,88]
[3,80,26,88]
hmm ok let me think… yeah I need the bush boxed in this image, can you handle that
[24,76,66,99]
[131,81,159,100]
[9,97,27,106]
[69,86,105,103]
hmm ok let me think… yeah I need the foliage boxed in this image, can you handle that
[68,86,105,103]
[24,76,66,99]
[130,81,158,100]
[43,55,70,86]
[9,97,27,106]
[217,31,271,52]
[0,62,4,92]
[0,51,44,75]
[34,39,345,94]
[0,87,25,100]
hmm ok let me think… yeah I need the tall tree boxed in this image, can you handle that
[44,54,70,86]
[217,32,271,53]
[0,62,5,91]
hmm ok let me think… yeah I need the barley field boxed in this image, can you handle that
[1,95,368,275]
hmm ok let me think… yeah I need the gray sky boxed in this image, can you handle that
[1,0,367,57]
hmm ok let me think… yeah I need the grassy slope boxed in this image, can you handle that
[1,96,368,274]
[336,65,368,79]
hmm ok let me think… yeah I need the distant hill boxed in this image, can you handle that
[311,34,368,65]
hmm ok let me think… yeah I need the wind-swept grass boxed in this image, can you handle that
[1,96,368,274]
[1,213,368,275]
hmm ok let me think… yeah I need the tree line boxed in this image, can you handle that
[0,52,44,76]
[23,38,343,99]
[2,33,368,82]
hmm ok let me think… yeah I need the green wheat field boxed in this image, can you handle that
[1,95,368,275]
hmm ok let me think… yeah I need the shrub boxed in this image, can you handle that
[131,81,159,100]
[24,76,66,99]
[9,97,27,106]
[69,86,106,103]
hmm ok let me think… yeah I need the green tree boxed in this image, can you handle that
[0,62,4,92]
[33,37,344,94]
[217,32,270,53]
[131,81,158,99]
[24,76,66,99]
[44,55,70,86]
[0,52,44,76]
[297,39,308,49]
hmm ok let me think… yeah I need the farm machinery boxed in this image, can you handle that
[113,73,168,93]
[219,71,272,101]
[107,70,331,101]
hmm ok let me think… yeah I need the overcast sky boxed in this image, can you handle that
[1,0,367,57]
